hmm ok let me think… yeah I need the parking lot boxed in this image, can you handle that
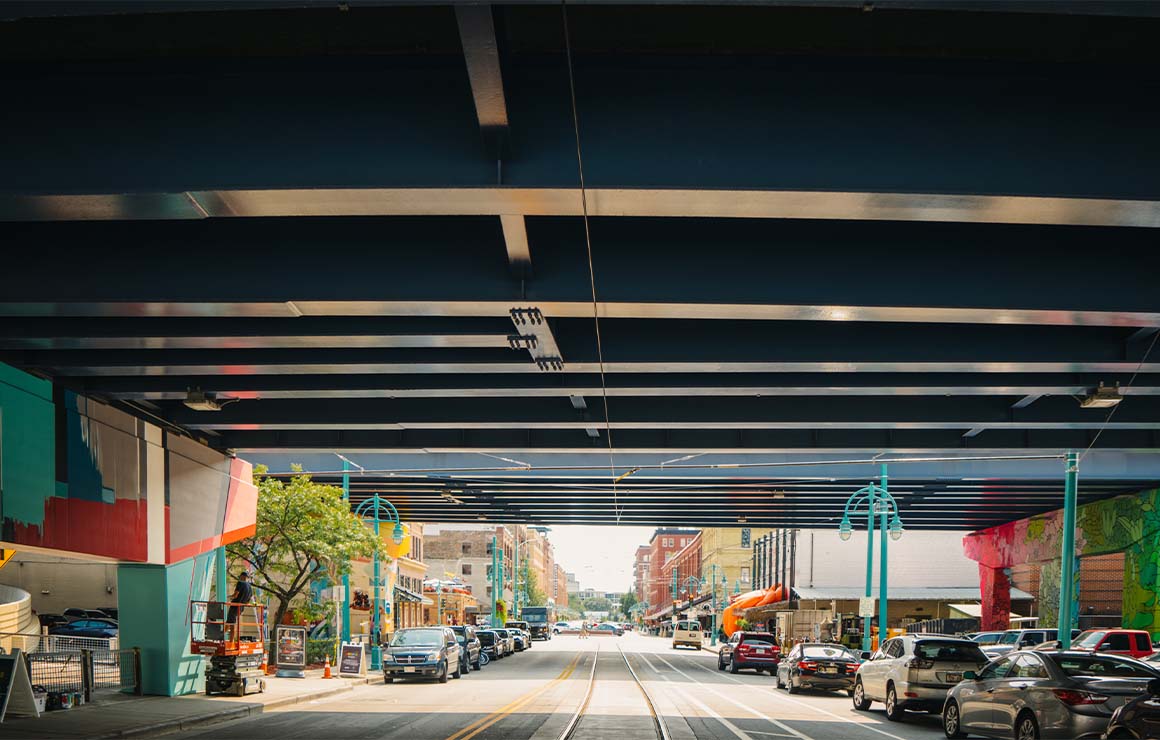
[169,634,945,740]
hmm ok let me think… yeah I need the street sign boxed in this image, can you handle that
[858,597,876,617]
[0,551,14,571]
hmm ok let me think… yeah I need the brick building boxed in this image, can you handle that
[633,545,651,602]
[553,564,569,608]
[661,532,703,614]
[644,528,700,612]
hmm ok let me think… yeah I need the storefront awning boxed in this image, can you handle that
[394,586,425,603]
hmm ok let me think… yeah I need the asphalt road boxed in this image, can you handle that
[168,634,948,740]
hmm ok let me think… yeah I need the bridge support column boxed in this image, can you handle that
[118,552,215,696]
[978,564,1011,632]
[1124,532,1160,633]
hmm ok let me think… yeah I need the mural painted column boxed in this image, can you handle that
[118,552,215,696]
[1038,560,1061,629]
[1124,532,1160,634]
[978,565,1011,631]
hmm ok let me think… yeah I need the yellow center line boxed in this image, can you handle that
[445,650,585,740]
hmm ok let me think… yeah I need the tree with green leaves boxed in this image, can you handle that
[582,596,613,613]
[619,591,638,616]
[523,565,547,607]
[228,465,385,628]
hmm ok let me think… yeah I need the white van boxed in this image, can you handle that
[672,620,704,650]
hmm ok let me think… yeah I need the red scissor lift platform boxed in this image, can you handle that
[190,601,268,696]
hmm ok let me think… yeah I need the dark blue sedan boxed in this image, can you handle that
[49,618,118,638]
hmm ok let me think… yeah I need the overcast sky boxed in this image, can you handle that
[547,525,655,593]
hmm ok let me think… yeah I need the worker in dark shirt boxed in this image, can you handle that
[227,572,253,637]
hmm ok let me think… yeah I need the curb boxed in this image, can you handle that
[98,678,378,739]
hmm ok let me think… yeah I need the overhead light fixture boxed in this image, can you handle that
[440,491,466,505]
[182,389,238,412]
[737,515,747,524]
[1080,383,1122,409]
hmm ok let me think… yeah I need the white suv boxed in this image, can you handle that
[852,635,988,721]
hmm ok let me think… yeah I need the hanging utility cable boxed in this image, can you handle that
[561,0,621,524]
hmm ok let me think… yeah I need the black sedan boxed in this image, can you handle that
[777,643,862,695]
[477,630,504,661]
[49,618,118,638]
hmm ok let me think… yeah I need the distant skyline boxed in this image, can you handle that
[547,525,655,592]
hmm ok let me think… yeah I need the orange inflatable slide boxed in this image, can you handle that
[722,584,784,637]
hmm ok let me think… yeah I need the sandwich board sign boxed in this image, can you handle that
[0,649,41,722]
[338,642,366,678]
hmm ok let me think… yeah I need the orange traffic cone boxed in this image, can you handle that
[323,654,333,679]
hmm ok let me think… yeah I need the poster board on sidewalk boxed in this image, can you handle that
[0,650,41,722]
[338,642,366,678]
[275,626,307,678]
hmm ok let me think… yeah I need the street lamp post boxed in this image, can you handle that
[838,464,903,653]
[353,495,406,670]
[705,564,726,646]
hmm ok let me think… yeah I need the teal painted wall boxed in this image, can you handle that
[119,552,215,696]
[0,363,55,531]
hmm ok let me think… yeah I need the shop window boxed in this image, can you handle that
[741,567,751,583]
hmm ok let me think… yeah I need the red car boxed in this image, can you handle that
[1070,629,1154,659]
[718,631,781,674]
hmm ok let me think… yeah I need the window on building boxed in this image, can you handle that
[486,541,494,555]
[663,538,673,547]
[740,567,751,583]
[486,565,493,577]
[462,564,472,576]
[462,542,471,556]
[486,586,493,597]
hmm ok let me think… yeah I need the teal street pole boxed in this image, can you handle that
[840,463,903,653]
[879,464,889,650]
[864,480,876,653]
[1058,451,1080,648]
[354,495,405,670]
[341,458,351,642]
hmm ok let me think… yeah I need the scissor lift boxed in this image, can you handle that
[190,601,268,696]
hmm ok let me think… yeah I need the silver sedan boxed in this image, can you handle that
[943,650,1160,739]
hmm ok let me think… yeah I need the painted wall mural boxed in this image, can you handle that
[964,487,1160,633]
[1,367,257,566]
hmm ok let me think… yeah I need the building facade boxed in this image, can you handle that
[701,527,774,596]
[632,545,651,601]
[660,532,702,616]
[553,564,569,609]
[644,528,700,613]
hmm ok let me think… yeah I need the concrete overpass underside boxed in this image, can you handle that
[3,1,1160,528]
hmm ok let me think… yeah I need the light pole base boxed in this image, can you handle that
[370,646,382,671]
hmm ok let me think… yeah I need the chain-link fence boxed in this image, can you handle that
[0,632,140,701]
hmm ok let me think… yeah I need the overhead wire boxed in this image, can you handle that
[561,0,621,524]
[1080,328,1160,463]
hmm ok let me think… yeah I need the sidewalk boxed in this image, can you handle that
[0,670,379,739]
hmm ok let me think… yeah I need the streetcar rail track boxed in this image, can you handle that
[558,642,670,740]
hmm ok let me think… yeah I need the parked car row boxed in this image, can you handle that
[383,624,533,683]
[777,629,1160,740]
[37,607,119,638]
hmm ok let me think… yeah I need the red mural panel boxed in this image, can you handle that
[11,497,149,562]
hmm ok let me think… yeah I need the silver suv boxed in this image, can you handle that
[853,635,989,721]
